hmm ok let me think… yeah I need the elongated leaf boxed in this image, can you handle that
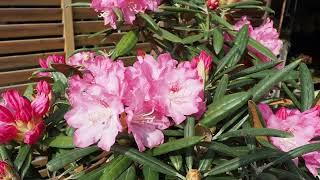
[220,0,262,8]
[228,25,249,66]
[268,168,303,180]
[160,6,203,13]
[23,84,34,100]
[112,31,139,59]
[299,63,314,111]
[204,150,280,176]
[207,142,249,157]
[198,149,215,172]
[143,166,159,180]
[231,60,284,79]
[211,13,233,30]
[163,130,184,137]
[100,155,132,180]
[267,143,320,167]
[282,83,301,110]
[69,2,91,7]
[213,74,229,101]
[47,146,99,171]
[212,28,224,54]
[47,136,74,148]
[79,163,108,180]
[251,60,301,101]
[117,165,136,180]
[200,92,251,128]
[20,153,32,179]
[248,101,268,142]
[139,13,159,32]
[169,152,183,171]
[184,117,195,170]
[0,145,12,166]
[152,136,203,156]
[248,37,277,61]
[182,34,204,44]
[112,145,184,179]
[14,145,31,171]
[156,28,182,43]
[217,128,292,140]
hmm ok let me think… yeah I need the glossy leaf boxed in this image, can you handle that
[213,74,229,101]
[46,136,75,148]
[184,117,195,170]
[78,163,108,180]
[14,145,31,171]
[299,63,314,111]
[117,165,136,180]
[112,31,139,59]
[143,166,160,180]
[212,28,224,54]
[217,128,292,140]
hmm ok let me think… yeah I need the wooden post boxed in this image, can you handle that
[61,0,75,58]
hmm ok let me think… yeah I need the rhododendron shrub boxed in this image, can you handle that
[1,0,320,179]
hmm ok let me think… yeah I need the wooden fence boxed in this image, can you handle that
[0,0,152,93]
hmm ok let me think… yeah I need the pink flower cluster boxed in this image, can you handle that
[91,0,161,29]
[39,55,65,77]
[65,51,211,151]
[0,81,51,145]
[259,104,320,176]
[234,16,283,69]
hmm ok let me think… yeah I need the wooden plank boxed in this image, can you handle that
[73,8,100,20]
[0,8,61,23]
[0,52,64,71]
[0,23,63,39]
[0,68,37,87]
[0,83,35,94]
[74,21,133,34]
[0,38,64,55]
[62,0,75,57]
[0,0,60,6]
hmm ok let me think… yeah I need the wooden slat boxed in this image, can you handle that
[75,33,126,46]
[0,8,61,23]
[74,21,106,34]
[62,0,75,57]
[73,8,100,20]
[0,83,35,94]
[0,52,64,71]
[0,68,37,86]
[0,23,63,39]
[0,38,64,55]
[0,0,60,6]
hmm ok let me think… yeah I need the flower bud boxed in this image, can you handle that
[0,161,17,180]
[186,169,201,180]
[207,0,219,10]
[191,51,213,82]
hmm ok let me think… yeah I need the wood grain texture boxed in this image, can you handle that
[0,23,63,39]
[0,8,62,23]
[0,38,64,55]
[0,68,38,86]
[62,0,75,57]
[0,83,35,94]
[0,0,60,6]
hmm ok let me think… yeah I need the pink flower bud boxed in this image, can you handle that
[207,0,219,10]
[0,161,15,179]
[191,51,213,81]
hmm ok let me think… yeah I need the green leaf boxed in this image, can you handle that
[212,28,224,54]
[100,155,132,180]
[14,145,31,171]
[184,117,195,170]
[46,136,75,148]
[78,163,108,180]
[231,60,284,79]
[213,74,229,101]
[160,6,203,13]
[163,130,184,137]
[116,165,136,180]
[248,37,277,61]
[207,142,249,157]
[143,166,159,180]
[203,150,280,176]
[299,63,314,111]
[155,28,182,43]
[112,31,139,59]
[112,145,184,179]
[0,145,12,166]
[20,153,32,179]
[267,143,320,167]
[220,0,263,8]
[282,83,301,110]
[169,152,183,171]
[152,136,203,156]
[228,25,249,66]
[198,149,215,172]
[69,2,91,7]
[251,60,301,101]
[52,72,68,95]
[211,13,233,30]
[182,34,204,44]
[23,84,34,100]
[217,128,292,140]
[200,92,251,128]
[268,168,303,180]
[47,146,99,172]
[139,13,159,32]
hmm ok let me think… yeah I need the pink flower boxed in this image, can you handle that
[0,161,15,179]
[39,55,66,76]
[234,17,283,69]
[65,56,126,151]
[0,82,50,145]
[258,104,320,176]
[91,0,161,29]
[207,0,219,10]
[190,51,213,82]
[68,51,95,67]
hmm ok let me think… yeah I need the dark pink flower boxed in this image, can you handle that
[0,81,50,145]
[0,161,15,179]
[207,0,219,10]
[190,51,213,82]
[259,104,320,176]
[39,55,65,76]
